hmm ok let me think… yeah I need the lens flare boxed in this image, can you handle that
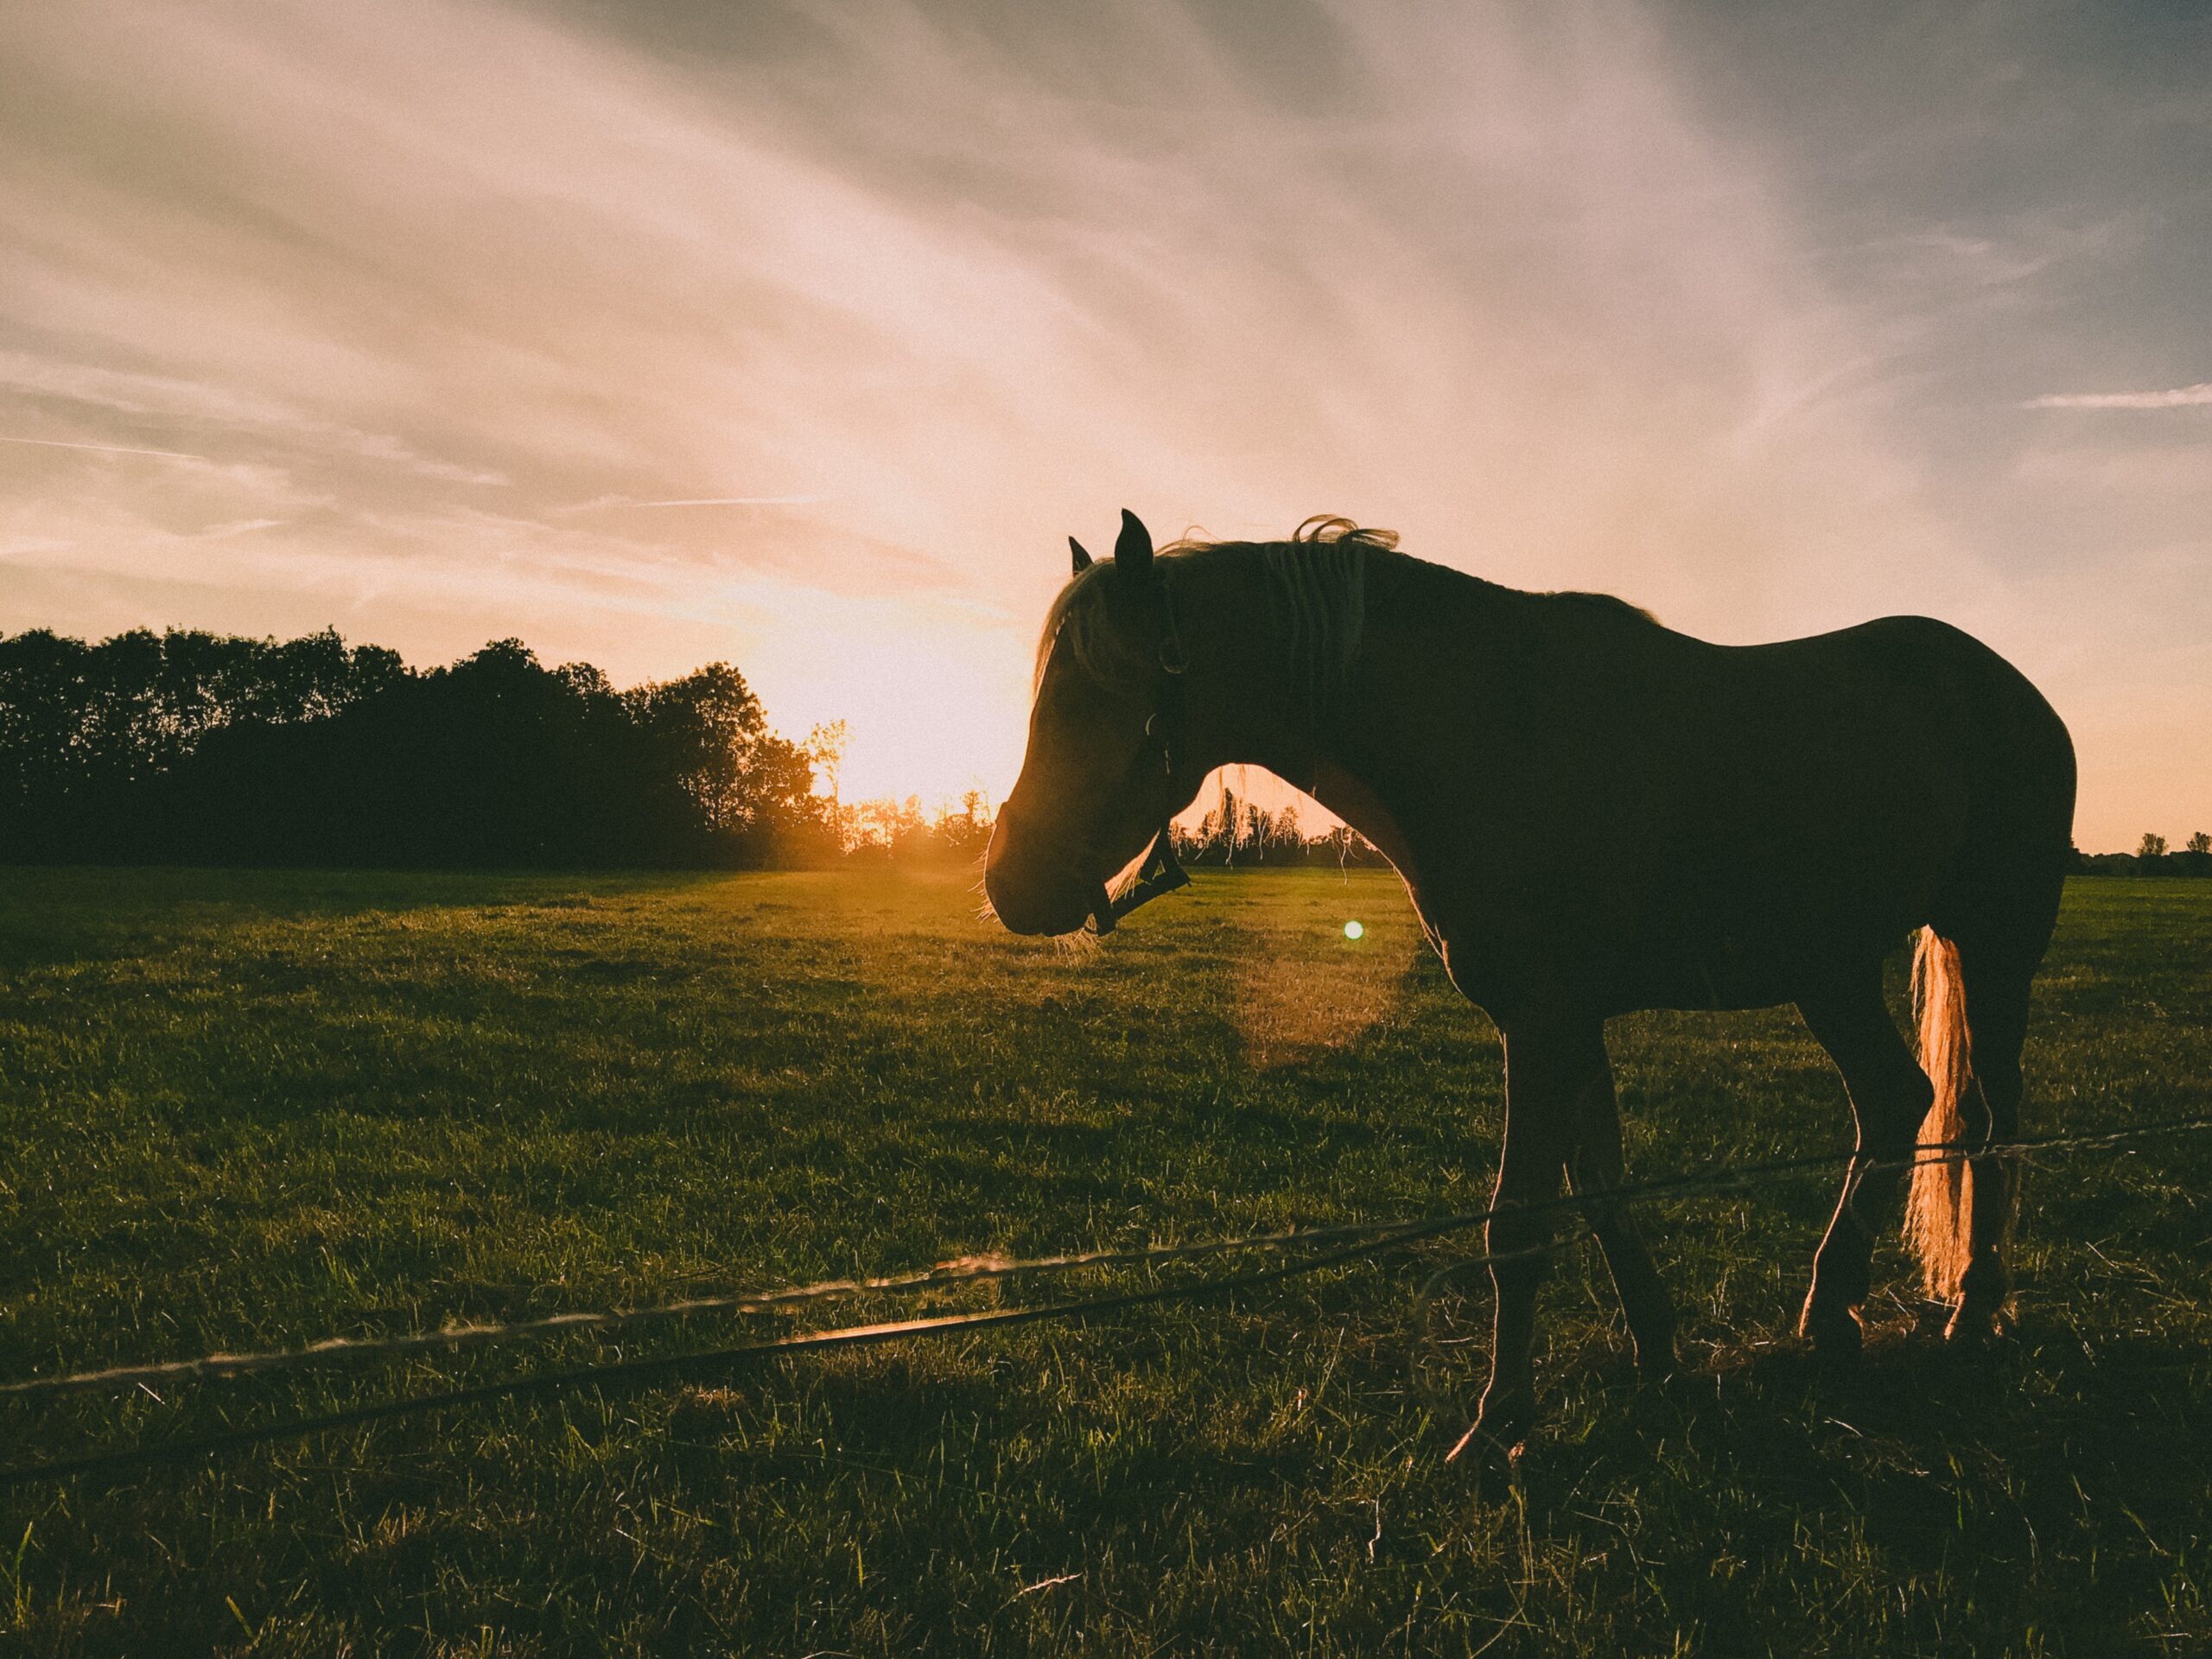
[1343,919,1364,940]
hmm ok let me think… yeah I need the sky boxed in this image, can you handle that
[1,0,2206,852]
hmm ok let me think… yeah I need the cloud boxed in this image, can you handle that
[0,349,510,484]
[0,433,206,460]
[628,498,823,509]
[192,518,288,541]
[2024,383,2212,410]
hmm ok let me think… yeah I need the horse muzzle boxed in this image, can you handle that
[983,868,1099,937]
[983,813,1101,937]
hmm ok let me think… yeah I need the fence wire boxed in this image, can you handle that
[2,1114,2206,1487]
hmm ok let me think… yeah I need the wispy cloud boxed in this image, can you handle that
[0,433,207,460]
[628,497,821,509]
[2024,383,2212,410]
[0,17,1920,564]
[192,518,288,541]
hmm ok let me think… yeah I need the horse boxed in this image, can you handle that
[984,510,2076,1453]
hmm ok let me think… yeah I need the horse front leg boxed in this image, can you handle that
[1567,1052,1676,1380]
[1456,1007,1595,1457]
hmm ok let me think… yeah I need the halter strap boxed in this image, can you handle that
[1090,580,1192,934]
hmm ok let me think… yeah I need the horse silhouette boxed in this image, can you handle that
[987,510,2075,1456]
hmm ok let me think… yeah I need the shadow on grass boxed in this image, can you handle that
[0,865,709,975]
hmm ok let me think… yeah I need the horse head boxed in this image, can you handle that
[985,509,1192,936]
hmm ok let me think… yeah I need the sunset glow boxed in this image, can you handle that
[2,3,2207,848]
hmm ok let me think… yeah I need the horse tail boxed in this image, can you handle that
[1903,926,1974,1301]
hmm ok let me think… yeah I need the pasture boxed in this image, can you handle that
[0,866,2206,1656]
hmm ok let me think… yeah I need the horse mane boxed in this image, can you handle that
[1033,516,1391,726]
[1540,589,1662,626]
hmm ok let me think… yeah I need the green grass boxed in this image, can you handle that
[0,867,2207,1656]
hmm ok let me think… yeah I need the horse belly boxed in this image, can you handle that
[1605,918,1876,1014]
[1612,836,1941,1011]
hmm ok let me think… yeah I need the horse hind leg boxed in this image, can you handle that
[1913,801,2064,1339]
[1943,944,2037,1342]
[1797,963,1934,1363]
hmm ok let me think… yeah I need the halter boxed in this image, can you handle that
[1089,578,1192,934]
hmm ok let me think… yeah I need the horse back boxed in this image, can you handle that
[1352,569,2074,1014]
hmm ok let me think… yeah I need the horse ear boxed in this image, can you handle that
[1068,536,1092,575]
[1114,509,1154,582]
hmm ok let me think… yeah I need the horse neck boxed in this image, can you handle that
[1174,541,1356,790]
[1296,549,1488,884]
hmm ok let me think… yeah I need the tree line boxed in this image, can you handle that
[2075,833,2212,879]
[1172,782,1389,868]
[0,627,839,868]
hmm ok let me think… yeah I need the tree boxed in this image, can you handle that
[931,789,993,862]
[804,721,848,806]
[627,663,768,834]
[2139,832,2168,861]
[850,795,926,860]
[2189,832,2211,856]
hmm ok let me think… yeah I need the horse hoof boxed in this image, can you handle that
[1944,1303,2012,1347]
[1445,1419,1524,1491]
[1448,1389,1533,1472]
[1802,1307,1864,1370]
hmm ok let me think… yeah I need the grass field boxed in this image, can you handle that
[0,866,2207,1656]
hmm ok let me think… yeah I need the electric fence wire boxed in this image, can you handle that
[2,1114,2205,1487]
